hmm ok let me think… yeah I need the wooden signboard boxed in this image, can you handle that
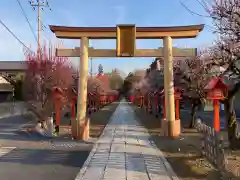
[116,24,136,57]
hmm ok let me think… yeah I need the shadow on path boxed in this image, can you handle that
[0,148,90,180]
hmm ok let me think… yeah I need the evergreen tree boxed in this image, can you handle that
[98,64,103,74]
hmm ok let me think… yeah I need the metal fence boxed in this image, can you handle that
[0,101,28,118]
[195,120,240,179]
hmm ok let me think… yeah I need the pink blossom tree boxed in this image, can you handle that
[23,43,74,119]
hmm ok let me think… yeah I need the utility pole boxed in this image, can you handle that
[90,57,93,78]
[29,0,51,57]
[89,46,93,78]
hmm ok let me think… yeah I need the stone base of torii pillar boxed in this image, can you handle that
[161,119,181,137]
[71,117,90,140]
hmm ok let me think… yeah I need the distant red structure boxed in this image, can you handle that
[95,73,110,89]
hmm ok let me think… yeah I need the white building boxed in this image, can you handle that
[0,75,13,102]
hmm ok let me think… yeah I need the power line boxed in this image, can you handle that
[0,19,34,53]
[179,0,211,18]
[179,0,218,33]
[15,0,37,43]
[39,19,47,31]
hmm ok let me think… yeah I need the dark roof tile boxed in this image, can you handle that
[0,61,27,71]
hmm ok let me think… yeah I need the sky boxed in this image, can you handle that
[0,0,216,75]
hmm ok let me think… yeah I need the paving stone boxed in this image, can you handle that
[77,166,105,180]
[103,169,126,180]
[96,144,111,152]
[126,172,149,180]
[75,99,178,180]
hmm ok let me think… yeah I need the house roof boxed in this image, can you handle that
[0,76,10,84]
[0,76,12,92]
[0,61,27,71]
[96,73,109,80]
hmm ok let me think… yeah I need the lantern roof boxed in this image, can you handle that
[52,86,64,94]
[88,92,93,95]
[72,88,77,95]
[204,77,228,91]
[160,87,183,94]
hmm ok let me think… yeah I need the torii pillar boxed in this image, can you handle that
[163,36,176,136]
[73,37,90,140]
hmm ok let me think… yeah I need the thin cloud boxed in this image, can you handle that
[49,9,86,26]
[114,5,127,24]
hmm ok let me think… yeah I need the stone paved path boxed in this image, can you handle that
[75,99,178,180]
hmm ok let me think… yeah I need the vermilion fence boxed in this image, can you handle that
[53,87,119,126]
[130,89,163,118]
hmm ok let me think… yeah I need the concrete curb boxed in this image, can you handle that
[0,111,29,120]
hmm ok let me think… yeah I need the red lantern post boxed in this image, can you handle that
[160,89,166,119]
[154,90,161,118]
[92,92,97,112]
[140,95,144,108]
[110,93,113,102]
[138,89,142,106]
[129,95,134,103]
[72,96,77,121]
[135,89,141,106]
[144,94,148,112]
[68,88,78,139]
[52,87,64,132]
[87,93,92,115]
[100,94,105,106]
[70,88,77,121]
[109,94,112,103]
[148,92,153,114]
[154,91,158,117]
[174,90,182,120]
[104,94,107,105]
[204,78,227,132]
[106,94,109,104]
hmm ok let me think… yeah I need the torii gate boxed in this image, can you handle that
[49,24,204,140]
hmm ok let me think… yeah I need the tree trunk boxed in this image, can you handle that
[190,103,198,128]
[224,97,240,149]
